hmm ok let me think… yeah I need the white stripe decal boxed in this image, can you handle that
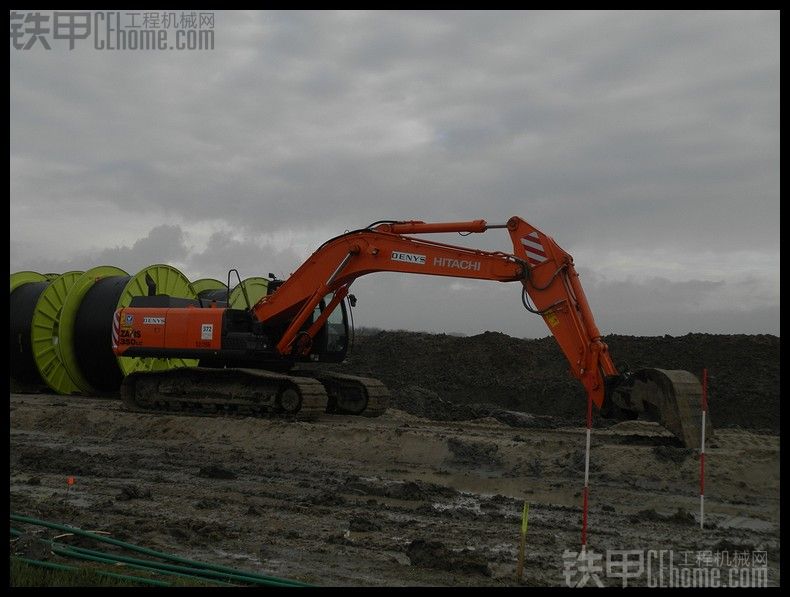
[111,311,120,349]
[521,237,546,253]
[525,250,547,263]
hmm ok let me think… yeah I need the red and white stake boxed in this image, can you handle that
[581,389,593,548]
[699,368,708,529]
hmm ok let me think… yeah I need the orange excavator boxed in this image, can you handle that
[113,216,709,448]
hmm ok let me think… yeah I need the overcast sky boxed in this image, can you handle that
[10,10,779,337]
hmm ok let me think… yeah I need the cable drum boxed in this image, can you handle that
[189,278,224,296]
[232,277,269,308]
[10,281,51,384]
[58,266,129,394]
[74,276,130,393]
[114,264,199,377]
[196,277,269,308]
[10,271,49,293]
[56,264,198,394]
[30,271,85,395]
[199,287,231,305]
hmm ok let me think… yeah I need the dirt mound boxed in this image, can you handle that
[334,331,779,431]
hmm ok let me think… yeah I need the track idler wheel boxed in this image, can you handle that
[277,385,302,415]
[608,368,712,449]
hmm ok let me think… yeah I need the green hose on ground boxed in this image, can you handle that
[51,543,291,587]
[11,532,236,587]
[10,513,312,587]
[14,556,172,587]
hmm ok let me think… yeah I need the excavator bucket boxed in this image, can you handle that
[610,368,712,449]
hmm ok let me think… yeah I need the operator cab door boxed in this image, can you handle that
[311,297,349,363]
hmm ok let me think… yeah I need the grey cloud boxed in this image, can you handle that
[579,271,779,336]
[10,224,303,289]
[12,225,189,276]
[183,230,303,282]
[10,10,779,335]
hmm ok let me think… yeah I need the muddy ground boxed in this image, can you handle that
[9,391,780,587]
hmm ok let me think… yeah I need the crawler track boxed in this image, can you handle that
[120,367,390,420]
[294,370,390,417]
[121,367,329,420]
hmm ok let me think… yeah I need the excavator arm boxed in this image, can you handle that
[253,216,709,448]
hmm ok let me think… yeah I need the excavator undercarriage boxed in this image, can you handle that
[120,367,390,420]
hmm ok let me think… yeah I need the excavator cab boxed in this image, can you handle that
[263,275,349,363]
